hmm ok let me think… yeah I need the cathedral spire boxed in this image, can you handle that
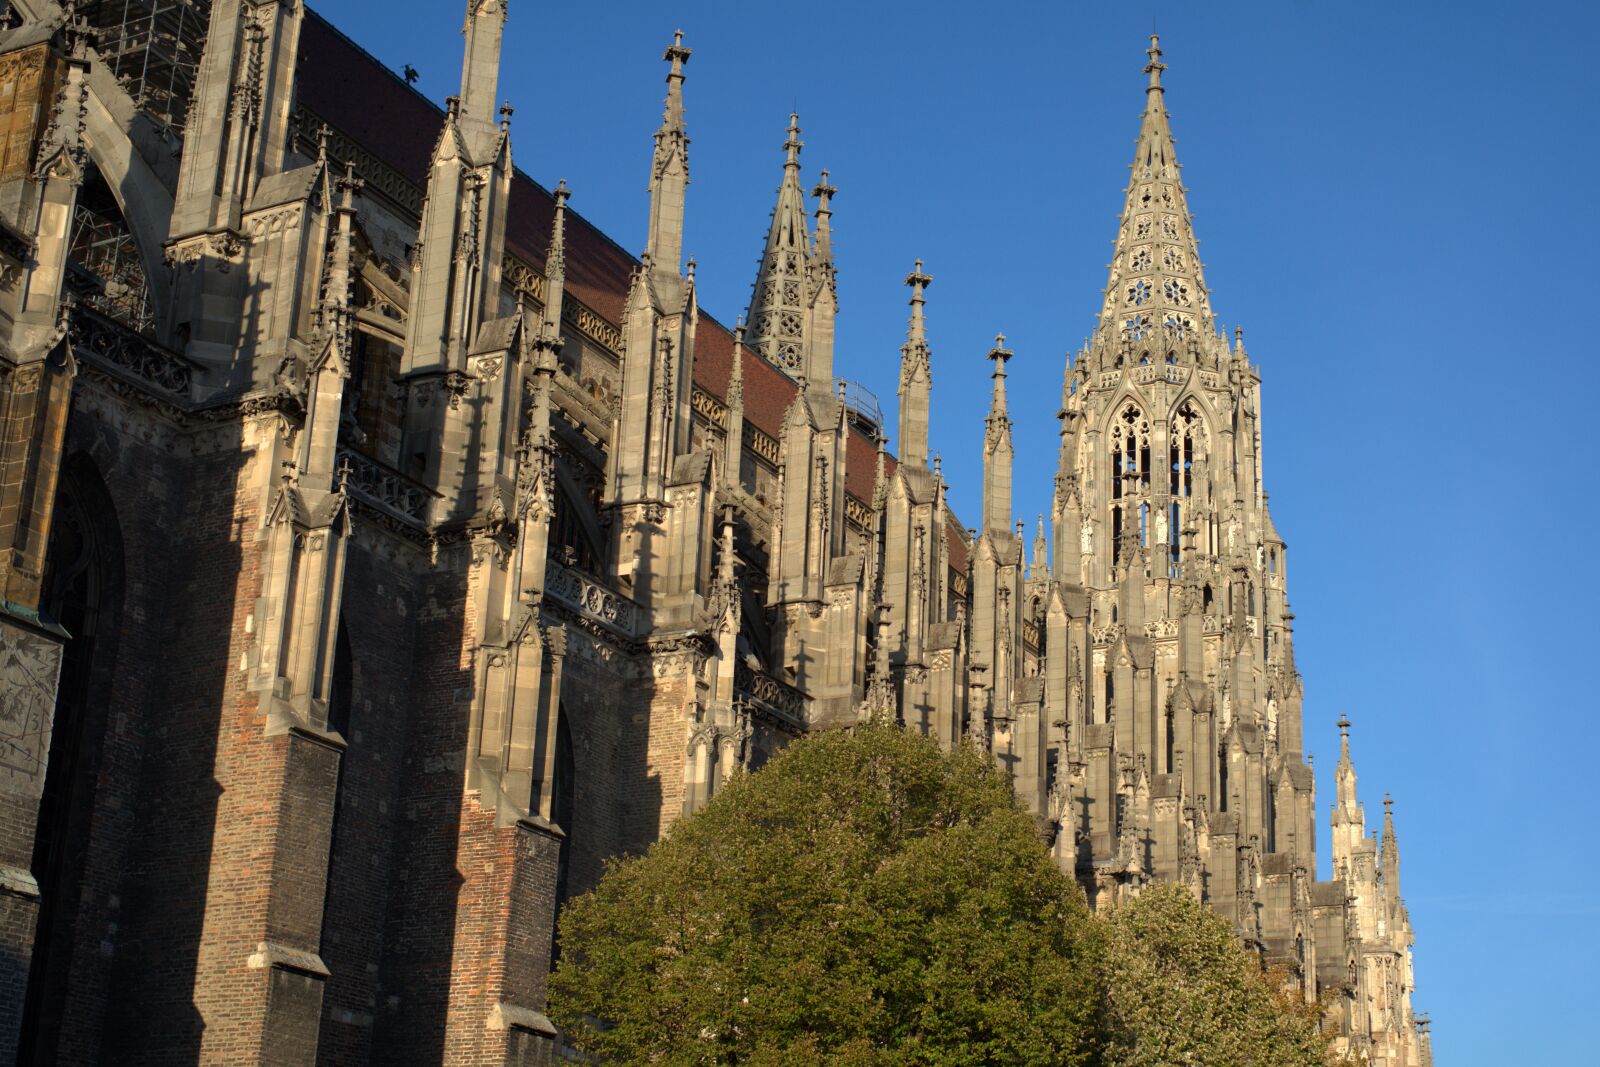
[647,30,692,273]
[982,334,1015,537]
[898,260,933,469]
[1095,34,1215,353]
[745,113,813,374]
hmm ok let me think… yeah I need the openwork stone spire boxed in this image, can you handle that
[1096,35,1216,349]
[746,113,812,374]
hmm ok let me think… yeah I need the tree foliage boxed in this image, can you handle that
[1096,882,1329,1067]
[549,723,1333,1066]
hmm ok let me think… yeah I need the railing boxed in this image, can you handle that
[543,560,640,639]
[734,661,807,729]
[336,449,434,526]
[835,378,883,436]
[70,308,194,397]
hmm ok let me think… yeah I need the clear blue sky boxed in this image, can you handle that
[314,1,1596,1060]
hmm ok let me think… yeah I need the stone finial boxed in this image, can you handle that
[664,28,691,72]
[812,168,836,208]
[1145,33,1166,94]
[988,333,1014,369]
[905,259,933,338]
[783,112,803,169]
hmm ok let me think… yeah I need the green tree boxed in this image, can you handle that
[548,722,1099,1065]
[1095,881,1330,1067]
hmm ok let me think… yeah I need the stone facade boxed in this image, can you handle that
[0,2,1427,1064]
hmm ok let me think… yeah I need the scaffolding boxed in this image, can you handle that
[69,161,155,335]
[81,0,211,135]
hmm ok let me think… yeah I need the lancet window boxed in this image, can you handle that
[1168,400,1204,574]
[1110,403,1151,568]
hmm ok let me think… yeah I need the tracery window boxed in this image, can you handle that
[1110,403,1150,568]
[1168,400,1204,574]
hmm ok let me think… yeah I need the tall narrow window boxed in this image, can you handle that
[1168,400,1204,577]
[1110,404,1150,567]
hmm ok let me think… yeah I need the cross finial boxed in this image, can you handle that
[554,177,571,205]
[784,112,803,168]
[1384,793,1393,813]
[988,333,1014,370]
[812,168,837,206]
[664,29,691,71]
[905,260,932,315]
[1145,34,1166,93]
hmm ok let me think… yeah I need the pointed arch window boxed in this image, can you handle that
[553,482,602,574]
[1168,400,1204,576]
[1110,404,1150,568]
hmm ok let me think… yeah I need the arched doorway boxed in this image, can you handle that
[18,458,124,1064]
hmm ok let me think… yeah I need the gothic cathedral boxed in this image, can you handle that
[0,2,1427,1064]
